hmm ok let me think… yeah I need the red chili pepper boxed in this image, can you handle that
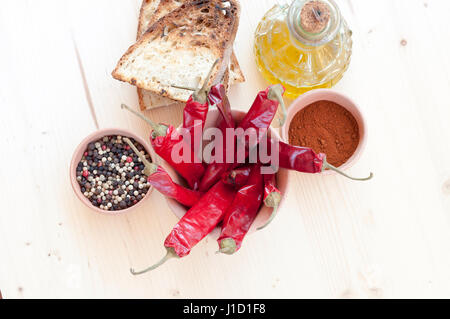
[257,173,282,231]
[263,139,373,181]
[124,138,203,207]
[218,164,264,255]
[208,84,234,130]
[239,84,287,134]
[130,181,236,275]
[183,96,208,153]
[277,140,325,173]
[198,84,236,191]
[121,104,205,189]
[222,165,252,189]
[147,167,203,207]
[182,60,219,155]
[152,125,205,189]
[199,84,286,192]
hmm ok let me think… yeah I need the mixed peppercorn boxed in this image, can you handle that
[75,135,152,211]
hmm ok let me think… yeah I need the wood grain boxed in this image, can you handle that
[1,0,450,298]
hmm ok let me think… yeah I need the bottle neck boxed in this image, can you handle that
[287,0,341,47]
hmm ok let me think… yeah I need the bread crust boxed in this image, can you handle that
[138,0,244,84]
[137,0,161,39]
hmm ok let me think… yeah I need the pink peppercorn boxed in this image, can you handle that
[126,157,133,163]
[82,171,89,178]
[102,145,107,151]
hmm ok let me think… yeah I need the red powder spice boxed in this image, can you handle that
[289,100,360,167]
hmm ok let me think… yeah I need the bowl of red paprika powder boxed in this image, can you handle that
[282,89,367,174]
[164,109,290,236]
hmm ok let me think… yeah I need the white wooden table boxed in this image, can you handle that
[1,0,450,299]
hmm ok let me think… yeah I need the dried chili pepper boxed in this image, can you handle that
[239,84,287,133]
[257,173,282,230]
[147,167,204,207]
[181,60,219,155]
[264,139,373,181]
[130,180,236,275]
[121,104,205,189]
[198,83,236,191]
[199,84,286,192]
[222,165,252,189]
[208,83,234,130]
[124,138,203,207]
[236,84,287,164]
[218,164,264,255]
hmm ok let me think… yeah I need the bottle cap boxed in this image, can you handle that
[300,1,331,34]
[288,0,341,47]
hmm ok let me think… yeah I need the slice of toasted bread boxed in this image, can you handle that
[113,0,241,103]
[138,0,245,85]
[137,0,192,110]
[136,0,182,110]
[138,0,179,38]
[137,0,162,39]
[136,0,244,110]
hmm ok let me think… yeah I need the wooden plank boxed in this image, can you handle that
[0,0,99,298]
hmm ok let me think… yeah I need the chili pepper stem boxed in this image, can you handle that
[194,59,219,104]
[322,159,373,181]
[267,84,287,127]
[225,171,237,185]
[121,104,168,137]
[171,85,197,91]
[257,192,282,231]
[130,247,178,276]
[172,76,202,92]
[257,205,278,231]
[217,238,237,255]
[170,59,219,103]
[123,138,157,176]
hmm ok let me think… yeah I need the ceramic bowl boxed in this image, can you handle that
[281,89,367,174]
[163,109,290,236]
[70,128,155,215]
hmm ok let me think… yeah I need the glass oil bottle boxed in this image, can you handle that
[254,0,353,99]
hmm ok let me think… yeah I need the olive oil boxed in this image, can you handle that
[254,0,353,99]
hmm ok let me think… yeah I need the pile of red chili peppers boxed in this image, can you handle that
[121,63,373,275]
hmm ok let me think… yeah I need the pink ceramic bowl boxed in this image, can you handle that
[281,89,367,174]
[70,128,155,215]
[163,109,290,236]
